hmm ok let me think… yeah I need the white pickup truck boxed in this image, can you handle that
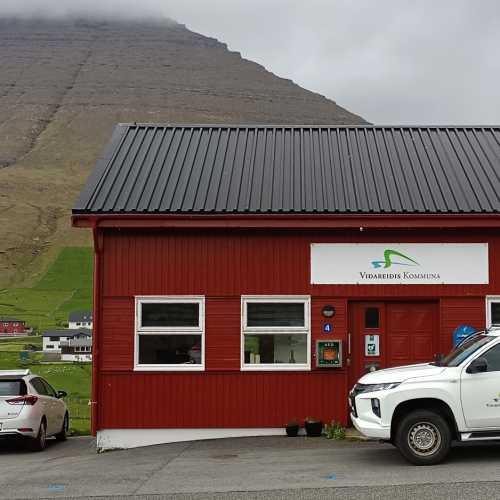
[349,328,500,465]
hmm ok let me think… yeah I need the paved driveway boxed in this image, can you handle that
[1,436,500,499]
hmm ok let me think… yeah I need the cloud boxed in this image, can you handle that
[0,0,170,21]
[1,0,499,124]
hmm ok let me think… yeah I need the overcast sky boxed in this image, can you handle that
[2,0,499,124]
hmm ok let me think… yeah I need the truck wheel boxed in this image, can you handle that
[395,410,451,465]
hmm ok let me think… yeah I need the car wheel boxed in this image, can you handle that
[55,413,69,441]
[29,420,47,452]
[395,410,451,465]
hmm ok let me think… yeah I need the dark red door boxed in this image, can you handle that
[348,302,385,390]
[348,301,438,389]
[386,302,437,367]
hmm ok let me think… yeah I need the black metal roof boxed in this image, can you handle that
[74,124,500,215]
[68,311,93,323]
[42,329,92,338]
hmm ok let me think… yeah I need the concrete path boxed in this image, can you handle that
[1,436,500,499]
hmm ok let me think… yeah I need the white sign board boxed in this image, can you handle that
[365,335,380,357]
[310,243,488,285]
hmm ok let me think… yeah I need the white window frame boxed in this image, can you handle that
[135,296,205,371]
[241,295,311,371]
[486,296,500,328]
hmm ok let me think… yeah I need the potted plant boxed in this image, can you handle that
[304,417,323,437]
[285,419,300,437]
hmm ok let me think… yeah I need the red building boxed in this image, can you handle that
[0,317,26,335]
[73,125,500,450]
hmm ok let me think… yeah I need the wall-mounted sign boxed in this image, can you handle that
[316,340,342,368]
[310,243,488,285]
[365,334,380,357]
[323,323,333,333]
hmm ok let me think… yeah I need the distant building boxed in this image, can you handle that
[42,329,92,362]
[0,317,27,335]
[68,311,93,329]
[61,335,92,362]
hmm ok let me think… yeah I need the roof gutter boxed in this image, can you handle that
[72,213,500,230]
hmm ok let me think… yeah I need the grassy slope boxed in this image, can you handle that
[0,247,93,332]
[0,248,93,434]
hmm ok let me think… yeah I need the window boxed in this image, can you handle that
[0,380,26,396]
[31,378,49,396]
[49,336,59,341]
[46,344,54,349]
[135,297,204,371]
[241,296,310,370]
[483,344,500,372]
[40,379,57,398]
[365,308,380,329]
[486,297,500,328]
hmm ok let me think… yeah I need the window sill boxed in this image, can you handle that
[134,365,205,372]
[241,365,311,372]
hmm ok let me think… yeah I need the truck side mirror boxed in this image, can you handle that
[434,353,444,364]
[466,357,488,374]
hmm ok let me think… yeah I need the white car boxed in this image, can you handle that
[350,329,500,465]
[0,369,69,451]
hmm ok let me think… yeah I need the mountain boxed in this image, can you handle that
[0,17,366,287]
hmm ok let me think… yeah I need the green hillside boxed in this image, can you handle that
[0,247,93,332]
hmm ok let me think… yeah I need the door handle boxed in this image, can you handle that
[348,333,351,355]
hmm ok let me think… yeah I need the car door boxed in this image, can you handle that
[461,342,500,429]
[40,378,64,433]
[29,378,55,433]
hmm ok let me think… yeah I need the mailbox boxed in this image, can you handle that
[316,339,343,368]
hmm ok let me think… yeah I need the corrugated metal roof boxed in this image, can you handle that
[74,124,500,214]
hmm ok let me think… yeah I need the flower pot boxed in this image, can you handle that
[305,420,323,437]
[285,424,299,437]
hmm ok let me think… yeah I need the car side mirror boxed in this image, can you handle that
[57,390,67,399]
[466,357,488,374]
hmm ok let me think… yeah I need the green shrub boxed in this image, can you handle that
[324,420,346,440]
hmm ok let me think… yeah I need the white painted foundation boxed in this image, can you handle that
[96,428,284,451]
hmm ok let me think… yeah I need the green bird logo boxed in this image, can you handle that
[372,249,419,269]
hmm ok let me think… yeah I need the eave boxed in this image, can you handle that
[72,213,500,230]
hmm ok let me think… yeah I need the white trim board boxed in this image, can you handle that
[96,428,284,451]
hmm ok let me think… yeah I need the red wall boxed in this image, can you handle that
[96,228,494,430]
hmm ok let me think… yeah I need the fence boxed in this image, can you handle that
[65,397,91,434]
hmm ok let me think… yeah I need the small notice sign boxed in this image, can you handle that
[316,340,342,368]
[365,334,380,357]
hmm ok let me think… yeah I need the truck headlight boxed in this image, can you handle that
[357,382,401,393]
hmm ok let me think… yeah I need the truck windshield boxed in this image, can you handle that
[439,335,494,367]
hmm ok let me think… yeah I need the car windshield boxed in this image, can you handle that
[0,379,26,396]
[438,334,494,367]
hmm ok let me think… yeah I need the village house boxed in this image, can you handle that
[68,311,93,329]
[0,317,27,335]
[73,124,500,450]
[42,328,92,361]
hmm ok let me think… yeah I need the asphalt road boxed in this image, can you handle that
[1,436,500,499]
